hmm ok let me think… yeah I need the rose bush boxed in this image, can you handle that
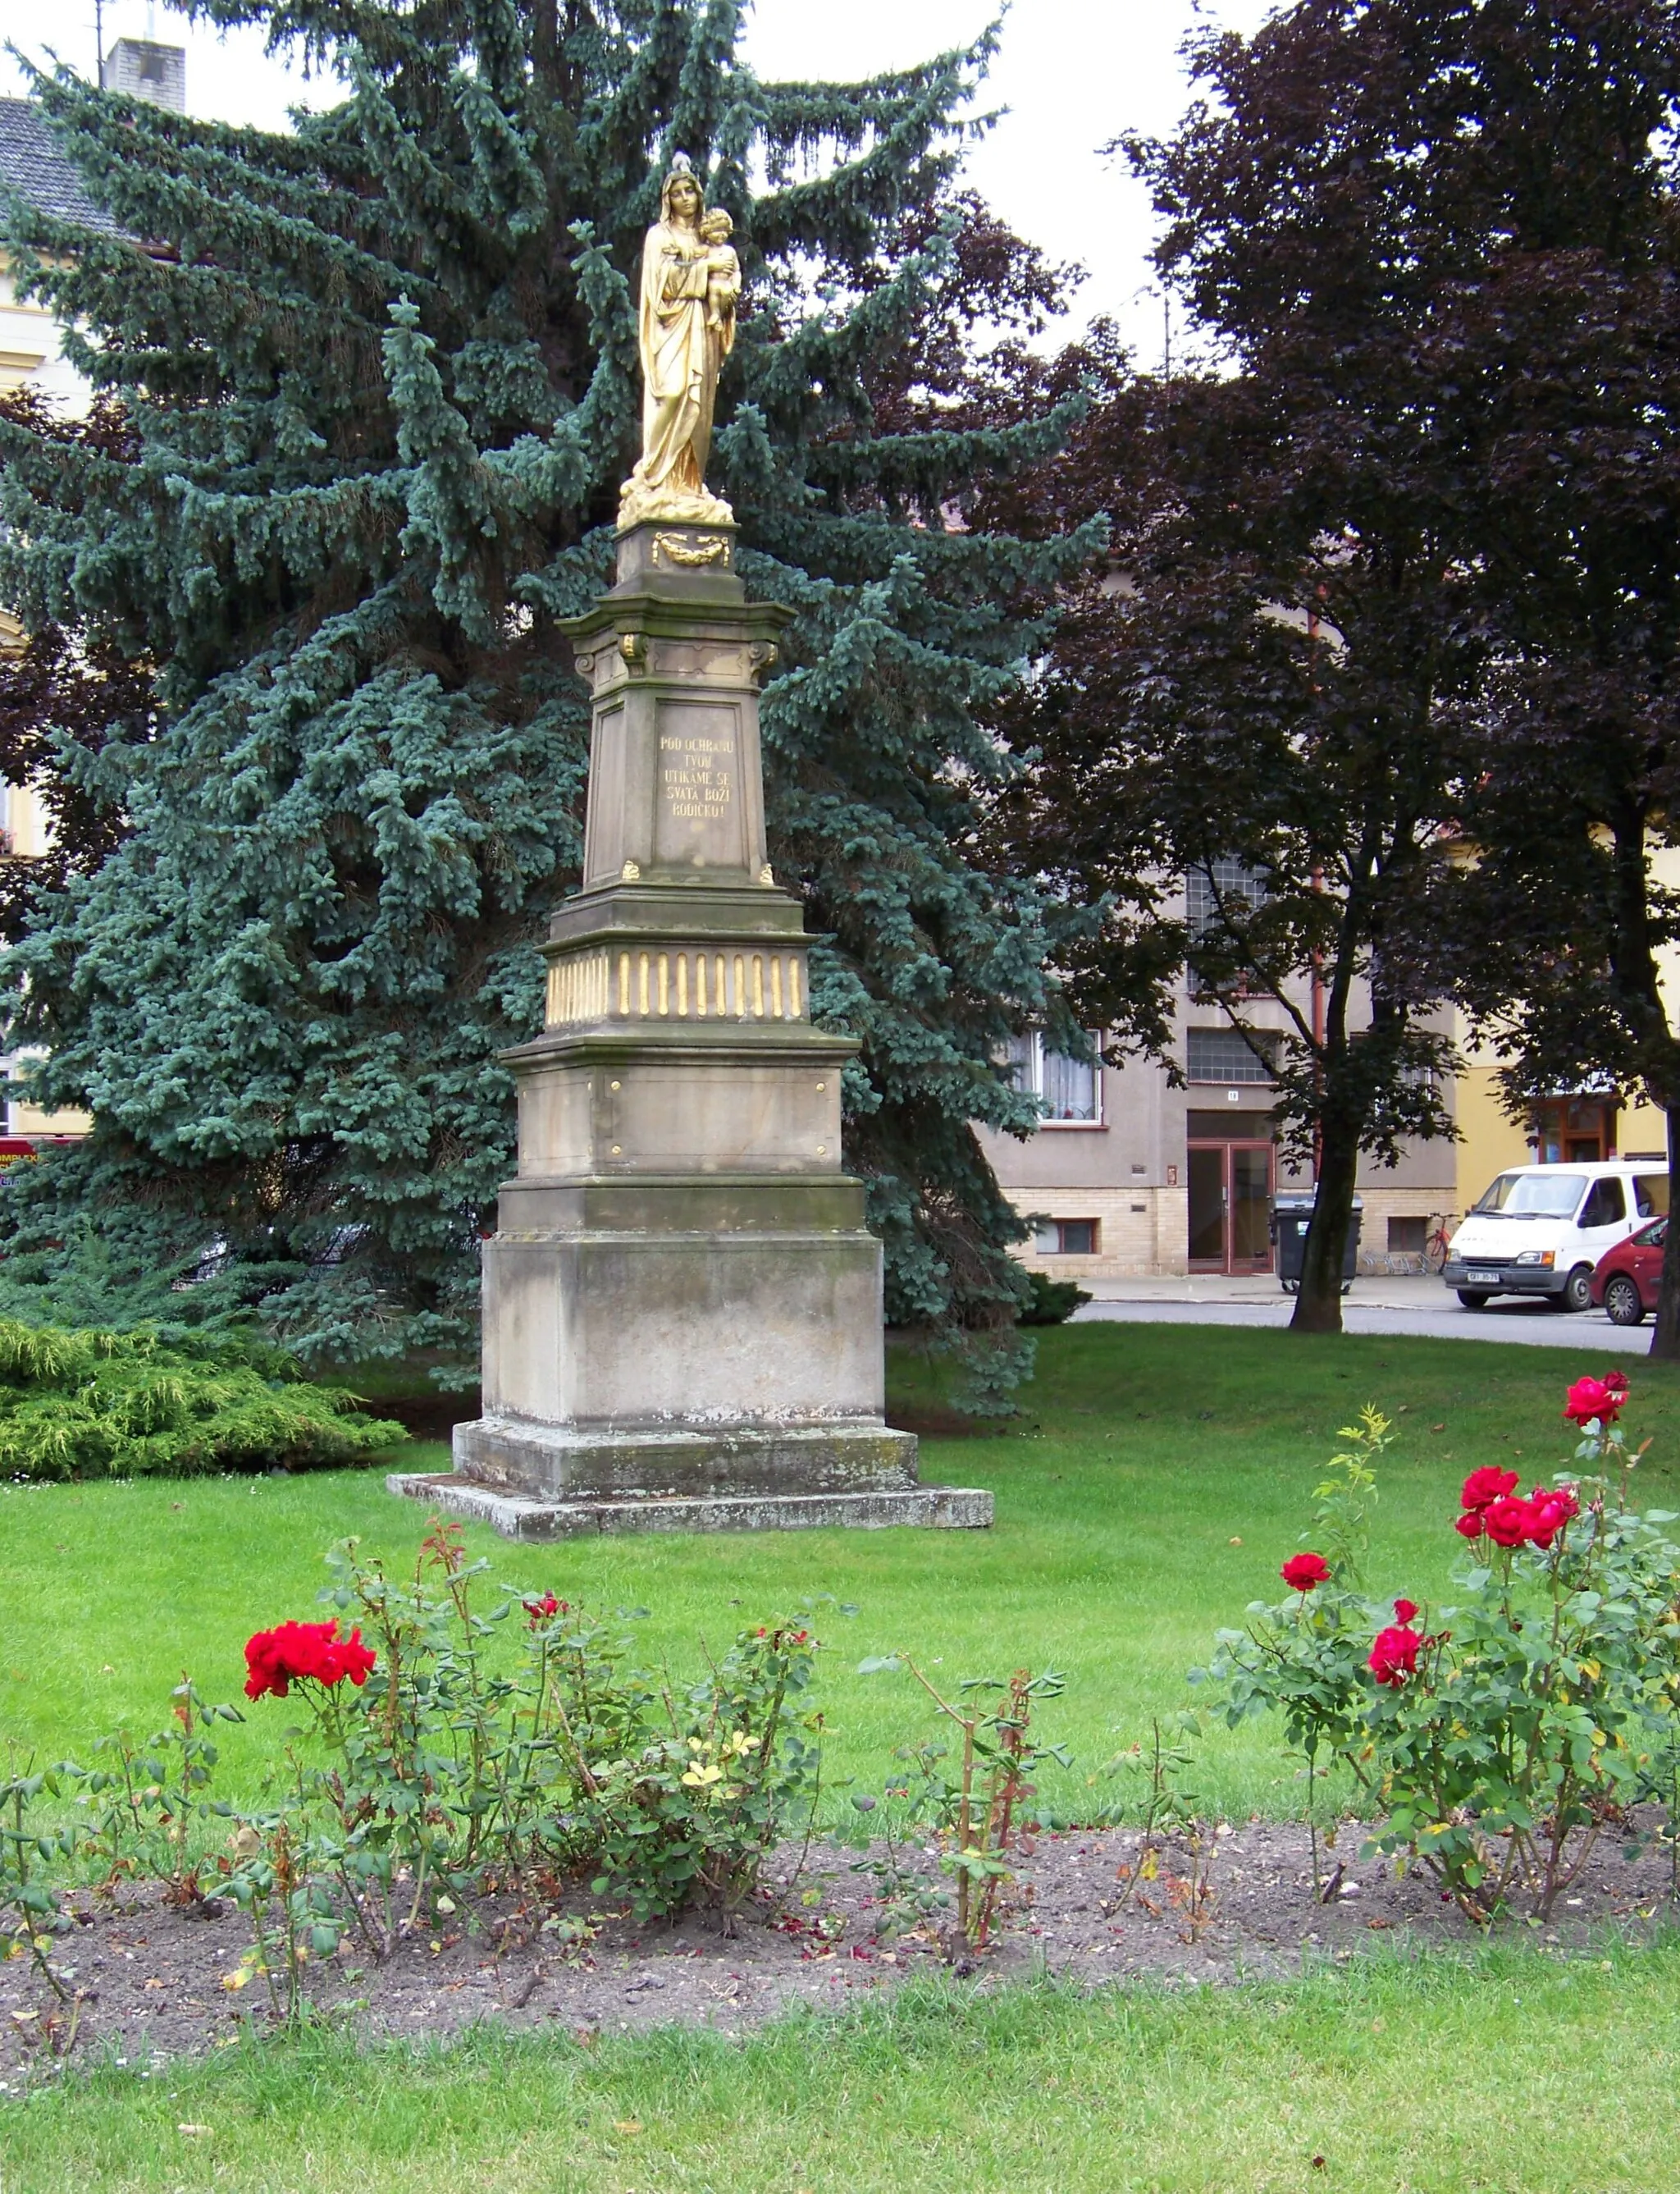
[235,1529,828,1942]
[1196,1374,1680,1919]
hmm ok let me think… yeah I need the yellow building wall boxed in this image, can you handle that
[1618,1098,1668,1161]
[1454,1065,1668,1218]
[1451,1063,1532,1218]
[10,1099,92,1138]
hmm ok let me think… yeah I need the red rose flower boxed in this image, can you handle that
[1281,1552,1331,1593]
[1393,1598,1419,1625]
[1483,1494,1533,1550]
[1369,1625,1422,1687]
[523,1592,566,1628]
[328,1627,377,1685]
[1454,1510,1486,1542]
[1564,1374,1628,1428]
[1523,1483,1580,1550]
[1460,1466,1520,1514]
[244,1619,377,1701]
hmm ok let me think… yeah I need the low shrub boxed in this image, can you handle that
[1198,1374,1680,1920]
[1018,1272,1093,1325]
[0,1319,406,1479]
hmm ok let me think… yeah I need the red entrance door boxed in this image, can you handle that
[1187,1140,1275,1273]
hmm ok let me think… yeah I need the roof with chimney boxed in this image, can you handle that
[0,98,126,239]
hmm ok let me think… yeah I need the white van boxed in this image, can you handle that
[1444,1161,1669,1311]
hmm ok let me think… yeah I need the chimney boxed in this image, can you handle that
[106,39,186,114]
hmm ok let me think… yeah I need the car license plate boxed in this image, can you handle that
[1468,1269,1499,1287]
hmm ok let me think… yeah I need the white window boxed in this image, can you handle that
[1033,1218,1099,1254]
[1006,1033,1102,1125]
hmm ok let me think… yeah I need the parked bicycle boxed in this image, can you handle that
[1363,1218,1455,1279]
[1425,1214,1455,1274]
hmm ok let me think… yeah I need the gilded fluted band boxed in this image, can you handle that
[546,948,806,1027]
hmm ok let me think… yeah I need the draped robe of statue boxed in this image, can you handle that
[618,166,736,530]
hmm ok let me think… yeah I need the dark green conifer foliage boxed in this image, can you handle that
[0,1,1095,1393]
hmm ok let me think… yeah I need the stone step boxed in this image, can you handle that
[386,1470,994,1540]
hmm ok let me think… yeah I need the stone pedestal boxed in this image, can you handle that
[390,521,992,1538]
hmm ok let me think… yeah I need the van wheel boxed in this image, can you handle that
[1604,1273,1646,1327]
[1456,1291,1491,1310]
[1561,1264,1594,1314]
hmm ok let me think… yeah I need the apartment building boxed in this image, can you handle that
[984,988,1459,1286]
[986,933,1678,1288]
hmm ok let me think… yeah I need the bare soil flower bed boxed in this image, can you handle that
[5,1817,1671,2082]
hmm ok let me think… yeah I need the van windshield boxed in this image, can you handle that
[1473,1172,1586,1218]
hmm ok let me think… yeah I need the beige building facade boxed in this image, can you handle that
[0,53,186,1145]
[988,846,1680,1284]
[984,982,1460,1285]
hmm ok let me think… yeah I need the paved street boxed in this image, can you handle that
[1071,1273,1650,1352]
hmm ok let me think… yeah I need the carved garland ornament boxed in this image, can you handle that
[651,530,732,568]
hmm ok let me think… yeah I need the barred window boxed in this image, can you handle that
[1185,861,1267,992]
[1186,1027,1276,1084]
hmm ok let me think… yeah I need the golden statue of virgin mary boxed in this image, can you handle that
[618,153,738,531]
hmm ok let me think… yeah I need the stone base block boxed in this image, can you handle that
[386,1470,994,1540]
[482,1228,887,1430]
[451,1412,919,1497]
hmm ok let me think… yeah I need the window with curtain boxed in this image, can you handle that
[1005,1033,1102,1123]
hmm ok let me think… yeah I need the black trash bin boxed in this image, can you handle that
[1271,1193,1363,1296]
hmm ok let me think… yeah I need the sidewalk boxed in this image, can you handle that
[1067,1271,1643,1352]
[1081,1272,1449,1311]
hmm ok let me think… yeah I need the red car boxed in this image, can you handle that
[1591,1218,1668,1325]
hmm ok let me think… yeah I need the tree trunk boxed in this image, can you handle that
[1650,1100,1680,1361]
[1290,1123,1361,1336]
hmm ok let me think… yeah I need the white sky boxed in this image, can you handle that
[0,0,1276,360]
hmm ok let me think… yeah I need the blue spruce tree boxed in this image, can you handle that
[0,0,1095,1399]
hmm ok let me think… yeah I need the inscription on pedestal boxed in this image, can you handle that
[655,701,742,868]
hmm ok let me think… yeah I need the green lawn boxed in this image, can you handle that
[2,1322,1670,1822]
[5,1322,1678,2190]
[5,1945,1678,2192]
